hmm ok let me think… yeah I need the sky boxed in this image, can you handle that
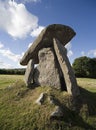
[0,0,96,68]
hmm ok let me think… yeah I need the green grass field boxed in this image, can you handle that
[0,75,96,130]
[0,75,23,89]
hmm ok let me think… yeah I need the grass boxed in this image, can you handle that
[77,78,96,92]
[0,75,96,130]
[0,75,23,89]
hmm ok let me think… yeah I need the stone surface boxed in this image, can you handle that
[20,24,76,65]
[24,59,34,87]
[35,93,46,105]
[53,38,80,97]
[50,106,64,119]
[48,95,58,105]
[34,47,61,89]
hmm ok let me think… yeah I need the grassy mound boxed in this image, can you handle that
[0,75,96,130]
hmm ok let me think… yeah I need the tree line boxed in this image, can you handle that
[0,68,25,75]
[72,56,96,78]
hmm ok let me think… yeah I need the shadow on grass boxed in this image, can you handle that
[50,87,96,130]
[79,86,96,116]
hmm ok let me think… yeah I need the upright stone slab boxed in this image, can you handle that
[24,59,34,87]
[34,47,61,89]
[53,38,80,97]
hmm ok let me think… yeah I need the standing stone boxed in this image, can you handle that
[24,59,34,87]
[34,47,61,89]
[53,38,80,97]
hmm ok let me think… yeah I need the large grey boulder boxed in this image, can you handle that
[53,38,80,97]
[34,47,61,89]
[20,24,76,65]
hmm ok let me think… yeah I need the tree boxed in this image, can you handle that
[72,56,96,78]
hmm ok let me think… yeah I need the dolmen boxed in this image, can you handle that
[20,24,80,97]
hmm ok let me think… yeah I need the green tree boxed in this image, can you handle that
[72,56,96,78]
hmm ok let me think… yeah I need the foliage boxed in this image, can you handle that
[72,56,96,78]
[0,75,96,130]
[0,68,25,75]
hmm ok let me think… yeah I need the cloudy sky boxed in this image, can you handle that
[0,0,96,68]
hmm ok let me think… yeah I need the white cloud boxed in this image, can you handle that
[0,59,26,69]
[65,42,73,57]
[0,0,38,39]
[88,49,96,57]
[31,0,41,2]
[0,49,21,62]
[23,0,41,3]
[15,0,41,4]
[31,26,45,37]
[0,44,22,62]
[67,50,73,57]
[0,60,13,69]
[81,49,96,57]
[81,51,86,56]
[0,42,4,49]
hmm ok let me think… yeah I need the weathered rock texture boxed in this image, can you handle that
[20,24,80,97]
[34,47,61,89]
[24,59,34,86]
[20,24,76,65]
[53,38,80,97]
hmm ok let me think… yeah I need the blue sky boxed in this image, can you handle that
[0,0,96,68]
